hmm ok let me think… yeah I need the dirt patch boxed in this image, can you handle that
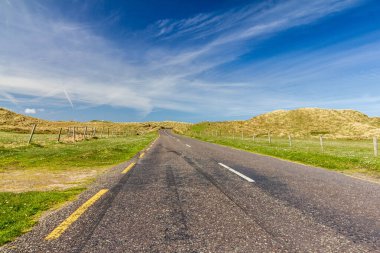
[0,168,108,192]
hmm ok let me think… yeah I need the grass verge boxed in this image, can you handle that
[184,133,380,179]
[0,132,157,192]
[0,188,83,246]
[0,132,157,171]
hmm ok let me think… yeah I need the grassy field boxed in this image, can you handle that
[184,131,380,179]
[0,188,83,245]
[0,131,157,173]
[0,130,157,245]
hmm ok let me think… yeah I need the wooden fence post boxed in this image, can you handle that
[28,124,37,144]
[107,128,110,138]
[57,128,62,142]
[252,134,255,142]
[84,126,87,139]
[241,131,244,140]
[288,134,292,147]
[93,127,96,137]
[268,132,271,144]
[374,137,378,157]
[73,127,76,142]
[320,135,324,152]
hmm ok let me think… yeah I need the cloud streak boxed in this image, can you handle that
[63,89,74,109]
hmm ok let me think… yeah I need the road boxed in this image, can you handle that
[2,130,380,252]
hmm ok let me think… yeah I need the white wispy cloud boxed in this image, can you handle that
[0,0,371,119]
[24,108,36,114]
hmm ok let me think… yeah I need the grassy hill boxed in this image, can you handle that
[188,108,380,139]
[0,108,47,130]
[2,107,380,138]
[0,107,190,134]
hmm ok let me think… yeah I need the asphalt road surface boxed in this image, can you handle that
[2,130,379,252]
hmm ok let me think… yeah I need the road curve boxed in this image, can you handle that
[2,130,379,252]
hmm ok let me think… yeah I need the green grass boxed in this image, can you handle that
[184,131,380,178]
[0,131,157,172]
[0,188,83,246]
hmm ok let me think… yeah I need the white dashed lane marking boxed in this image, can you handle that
[218,163,255,183]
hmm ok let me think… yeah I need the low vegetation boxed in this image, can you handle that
[0,131,157,191]
[0,188,83,245]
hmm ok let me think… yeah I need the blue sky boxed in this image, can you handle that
[1,0,380,122]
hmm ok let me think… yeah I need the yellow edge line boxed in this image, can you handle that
[122,162,136,174]
[45,189,109,240]
[139,152,145,158]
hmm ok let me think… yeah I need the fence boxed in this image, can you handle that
[188,130,379,157]
[2,124,141,146]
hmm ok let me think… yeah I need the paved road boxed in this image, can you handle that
[2,130,380,252]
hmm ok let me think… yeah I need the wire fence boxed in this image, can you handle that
[0,124,142,147]
[186,130,379,158]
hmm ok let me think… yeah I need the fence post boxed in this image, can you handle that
[268,132,271,144]
[93,127,96,137]
[28,124,37,144]
[374,137,378,157]
[84,126,87,139]
[252,134,255,142]
[107,128,110,138]
[288,134,292,147]
[320,135,324,152]
[73,127,76,142]
[57,128,62,142]
[241,131,244,140]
